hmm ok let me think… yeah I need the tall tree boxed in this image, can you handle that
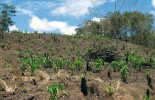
[0,4,16,33]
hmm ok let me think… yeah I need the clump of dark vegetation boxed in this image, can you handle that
[84,46,120,63]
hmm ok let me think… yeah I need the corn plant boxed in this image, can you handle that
[70,64,76,75]
[111,61,118,72]
[47,83,66,100]
[26,49,32,58]
[55,58,63,69]
[27,55,43,75]
[52,64,60,72]
[106,84,115,96]
[74,57,85,71]
[63,59,72,68]
[111,60,126,72]
[91,58,103,72]
[120,65,128,82]
[19,57,28,72]
[104,62,108,68]
[135,58,145,72]
[43,55,53,68]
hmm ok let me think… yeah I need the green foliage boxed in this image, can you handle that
[74,57,85,71]
[27,54,43,75]
[106,84,115,96]
[52,64,60,72]
[18,49,43,75]
[104,62,109,68]
[55,58,63,68]
[63,59,72,68]
[0,4,16,33]
[76,11,154,48]
[143,95,150,100]
[120,65,128,82]
[143,89,150,100]
[111,60,126,72]
[128,54,146,72]
[43,54,53,68]
[91,58,103,72]
[146,71,152,77]
[69,64,76,75]
[47,83,66,100]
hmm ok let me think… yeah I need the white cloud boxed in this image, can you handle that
[16,7,77,35]
[29,16,77,35]
[20,1,57,12]
[91,17,101,22]
[17,7,33,16]
[9,25,18,31]
[152,0,155,7]
[52,0,106,17]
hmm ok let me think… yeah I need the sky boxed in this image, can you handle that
[0,0,155,35]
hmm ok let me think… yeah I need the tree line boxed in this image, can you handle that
[76,11,155,48]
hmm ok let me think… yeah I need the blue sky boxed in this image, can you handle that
[0,0,155,34]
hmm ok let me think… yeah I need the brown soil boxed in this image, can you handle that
[0,33,155,100]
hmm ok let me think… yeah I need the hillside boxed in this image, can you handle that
[0,33,155,100]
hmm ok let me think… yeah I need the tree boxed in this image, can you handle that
[105,11,125,40]
[0,4,16,34]
[75,11,154,48]
[76,20,102,35]
[122,11,154,46]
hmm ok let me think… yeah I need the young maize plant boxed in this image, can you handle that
[106,84,115,96]
[19,50,43,75]
[104,62,108,68]
[111,61,118,72]
[70,64,76,75]
[111,60,126,72]
[74,57,85,71]
[52,64,60,72]
[19,57,28,72]
[128,54,145,72]
[120,65,128,82]
[55,58,63,69]
[63,59,72,68]
[43,54,53,68]
[27,55,43,75]
[135,58,145,72]
[47,83,66,100]
[91,58,103,72]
